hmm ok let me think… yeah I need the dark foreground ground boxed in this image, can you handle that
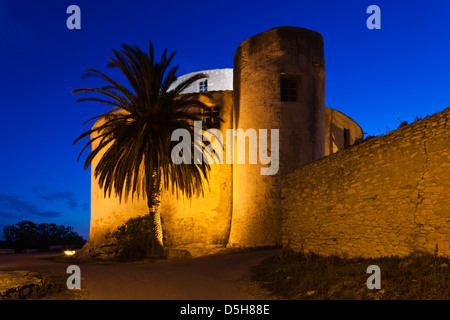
[248,250,450,300]
[0,248,279,300]
[2,248,450,301]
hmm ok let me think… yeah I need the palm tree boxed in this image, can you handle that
[73,41,220,256]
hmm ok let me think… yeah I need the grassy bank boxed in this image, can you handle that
[247,249,450,300]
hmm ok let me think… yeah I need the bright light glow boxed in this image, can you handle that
[64,250,76,256]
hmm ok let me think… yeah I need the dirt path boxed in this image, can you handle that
[0,248,279,300]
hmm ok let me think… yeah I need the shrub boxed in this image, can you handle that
[107,214,156,261]
[397,119,409,128]
[352,134,377,146]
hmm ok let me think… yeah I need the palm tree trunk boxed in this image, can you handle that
[146,170,165,257]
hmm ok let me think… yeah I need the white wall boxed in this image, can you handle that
[169,68,233,93]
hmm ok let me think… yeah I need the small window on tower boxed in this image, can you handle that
[204,106,220,129]
[199,79,208,92]
[280,76,300,102]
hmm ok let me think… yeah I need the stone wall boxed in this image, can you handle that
[88,91,233,249]
[160,91,234,247]
[325,107,363,156]
[87,26,367,253]
[88,90,364,249]
[281,107,450,258]
[229,26,326,247]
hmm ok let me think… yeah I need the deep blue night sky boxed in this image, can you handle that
[0,0,449,240]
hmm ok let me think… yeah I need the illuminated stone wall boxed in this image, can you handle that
[88,91,234,248]
[228,26,326,247]
[88,26,367,254]
[325,107,363,156]
[88,92,363,249]
[89,118,148,246]
[281,107,450,257]
[160,91,234,247]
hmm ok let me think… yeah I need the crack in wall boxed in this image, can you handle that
[411,133,430,252]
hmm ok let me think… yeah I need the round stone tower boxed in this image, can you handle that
[228,26,326,247]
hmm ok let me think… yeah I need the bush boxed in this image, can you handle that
[397,119,409,128]
[107,214,156,261]
[352,134,377,146]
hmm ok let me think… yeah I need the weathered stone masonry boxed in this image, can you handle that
[88,26,450,259]
[88,27,363,252]
[282,107,450,257]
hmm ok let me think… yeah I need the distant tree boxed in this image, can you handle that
[2,220,39,250]
[73,41,220,257]
[1,221,86,251]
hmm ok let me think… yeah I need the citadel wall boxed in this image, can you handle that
[88,91,234,248]
[325,108,363,155]
[88,90,363,249]
[281,107,450,257]
[160,91,234,247]
[88,26,365,254]
[89,117,148,245]
[228,26,326,247]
